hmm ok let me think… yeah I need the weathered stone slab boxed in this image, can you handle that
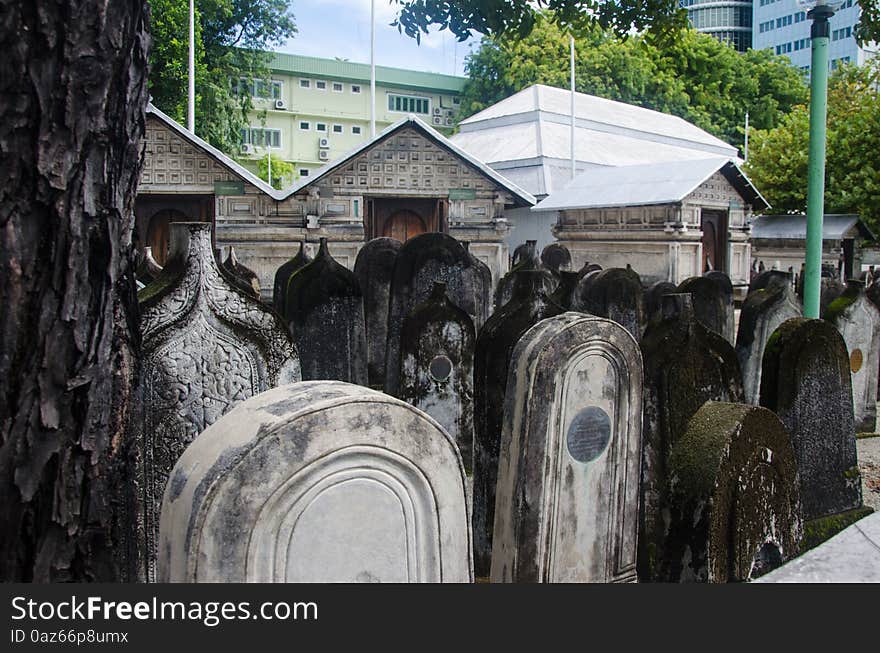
[704,270,736,343]
[222,245,261,298]
[462,241,493,329]
[541,243,572,273]
[284,238,368,385]
[137,222,301,582]
[643,280,677,324]
[272,241,312,316]
[548,270,581,311]
[825,280,880,433]
[639,294,745,581]
[572,266,646,342]
[760,318,862,521]
[662,402,802,582]
[473,271,562,577]
[491,313,643,582]
[385,233,489,397]
[353,237,402,388]
[399,282,475,474]
[493,240,557,311]
[677,276,726,339]
[735,273,802,404]
[158,381,472,582]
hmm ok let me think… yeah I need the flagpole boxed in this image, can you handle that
[188,0,195,133]
[370,0,376,137]
[570,34,575,179]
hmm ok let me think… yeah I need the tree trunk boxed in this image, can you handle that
[0,0,149,581]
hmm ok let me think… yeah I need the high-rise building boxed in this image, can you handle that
[681,0,754,52]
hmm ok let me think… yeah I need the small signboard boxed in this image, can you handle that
[214,181,245,195]
[448,188,476,201]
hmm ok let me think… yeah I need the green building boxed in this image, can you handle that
[239,53,466,183]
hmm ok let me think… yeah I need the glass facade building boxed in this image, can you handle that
[681,0,754,52]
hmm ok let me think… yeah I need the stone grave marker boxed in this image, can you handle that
[644,280,677,325]
[490,313,643,582]
[159,381,472,582]
[272,241,312,316]
[494,240,557,311]
[135,246,163,288]
[137,222,301,581]
[662,402,802,582]
[353,237,402,388]
[284,238,368,385]
[541,243,572,273]
[222,245,261,298]
[548,270,581,311]
[572,266,646,342]
[676,276,726,338]
[704,270,736,343]
[760,318,862,521]
[463,242,493,328]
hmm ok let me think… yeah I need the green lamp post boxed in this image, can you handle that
[801,0,841,318]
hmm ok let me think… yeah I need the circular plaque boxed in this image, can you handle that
[851,349,863,373]
[429,355,453,383]
[566,406,612,463]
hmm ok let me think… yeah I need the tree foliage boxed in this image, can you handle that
[459,17,808,149]
[257,153,295,189]
[147,0,296,152]
[745,61,880,230]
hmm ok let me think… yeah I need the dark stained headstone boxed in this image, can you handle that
[643,280,677,324]
[749,269,792,294]
[384,233,489,397]
[137,222,301,581]
[676,276,726,338]
[548,270,581,311]
[399,281,476,473]
[511,239,538,267]
[638,294,745,582]
[704,270,736,343]
[578,262,602,277]
[272,241,312,316]
[462,242,493,330]
[353,237,402,388]
[571,266,646,342]
[285,238,368,385]
[662,402,802,582]
[494,240,557,311]
[473,271,562,577]
[491,313,643,582]
[222,246,261,298]
[136,246,163,288]
[540,243,572,273]
[760,318,862,521]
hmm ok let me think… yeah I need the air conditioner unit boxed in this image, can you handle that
[432,116,442,125]
[318,137,330,149]
[318,150,330,160]
[444,118,453,126]
[445,109,454,117]
[274,99,287,110]
[241,144,255,155]
[433,107,442,115]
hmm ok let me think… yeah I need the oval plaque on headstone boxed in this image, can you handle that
[429,355,453,383]
[566,406,612,463]
[850,348,863,373]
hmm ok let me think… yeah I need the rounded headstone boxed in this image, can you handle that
[540,243,572,273]
[272,241,312,316]
[571,267,645,342]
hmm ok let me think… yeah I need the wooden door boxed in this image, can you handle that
[383,209,427,242]
[701,210,728,273]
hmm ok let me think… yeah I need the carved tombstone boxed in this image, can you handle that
[639,294,745,581]
[663,402,802,582]
[399,282,476,474]
[135,246,163,288]
[760,318,862,521]
[491,313,643,582]
[677,276,726,339]
[541,242,572,273]
[494,240,557,311]
[159,381,472,582]
[272,241,312,316]
[353,237,402,388]
[824,279,880,432]
[385,233,488,396]
[572,266,646,342]
[643,280,677,324]
[222,246,261,298]
[735,272,802,404]
[704,270,736,343]
[548,270,581,311]
[473,271,562,577]
[284,238,368,385]
[463,242,493,327]
[137,222,301,582]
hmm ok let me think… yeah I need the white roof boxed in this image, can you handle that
[533,157,768,212]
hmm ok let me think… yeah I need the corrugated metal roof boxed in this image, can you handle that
[270,53,466,93]
[751,214,875,240]
[532,157,767,212]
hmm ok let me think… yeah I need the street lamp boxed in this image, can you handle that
[800,0,842,317]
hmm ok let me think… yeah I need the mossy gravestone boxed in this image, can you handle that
[222,245,261,298]
[735,271,801,404]
[662,402,802,583]
[493,240,557,311]
[760,318,862,521]
[572,266,646,343]
[399,282,475,475]
[353,237,402,388]
[284,238,368,385]
[704,270,736,344]
[541,242,572,273]
[677,276,727,340]
[643,280,677,324]
[159,381,472,582]
[491,313,643,582]
[824,279,880,432]
[138,222,301,582]
[548,270,581,311]
[639,294,745,582]
[473,270,562,578]
[272,241,312,316]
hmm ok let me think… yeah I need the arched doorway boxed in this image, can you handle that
[701,209,728,273]
[146,209,189,266]
[383,209,427,242]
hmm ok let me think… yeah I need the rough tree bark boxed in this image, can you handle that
[0,0,149,581]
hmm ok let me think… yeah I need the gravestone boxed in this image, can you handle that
[639,294,745,581]
[825,279,880,432]
[494,240,557,311]
[541,243,572,273]
[385,233,488,397]
[760,318,862,521]
[272,241,312,316]
[644,281,677,324]
[548,270,581,311]
[473,271,562,577]
[222,246,261,298]
[662,402,802,582]
[138,222,301,582]
[158,381,472,582]
[704,270,736,343]
[578,262,602,277]
[749,268,791,294]
[463,242,493,327]
[512,239,538,267]
[398,282,476,474]
[353,237,402,388]
[572,266,646,342]
[491,313,643,582]
[677,276,726,338]
[285,238,368,385]
[135,246,163,288]
[735,273,801,404]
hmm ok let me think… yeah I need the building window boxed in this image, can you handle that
[351,84,361,94]
[299,79,310,88]
[452,96,461,105]
[353,199,359,218]
[315,80,327,90]
[299,169,309,177]
[352,125,362,135]
[387,93,431,114]
[332,124,343,134]
[332,82,344,92]
[299,121,310,131]
[241,127,281,148]
[235,78,282,99]
[316,123,327,132]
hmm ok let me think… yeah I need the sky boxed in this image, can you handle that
[277,0,476,77]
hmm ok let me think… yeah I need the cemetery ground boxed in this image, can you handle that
[858,433,880,512]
